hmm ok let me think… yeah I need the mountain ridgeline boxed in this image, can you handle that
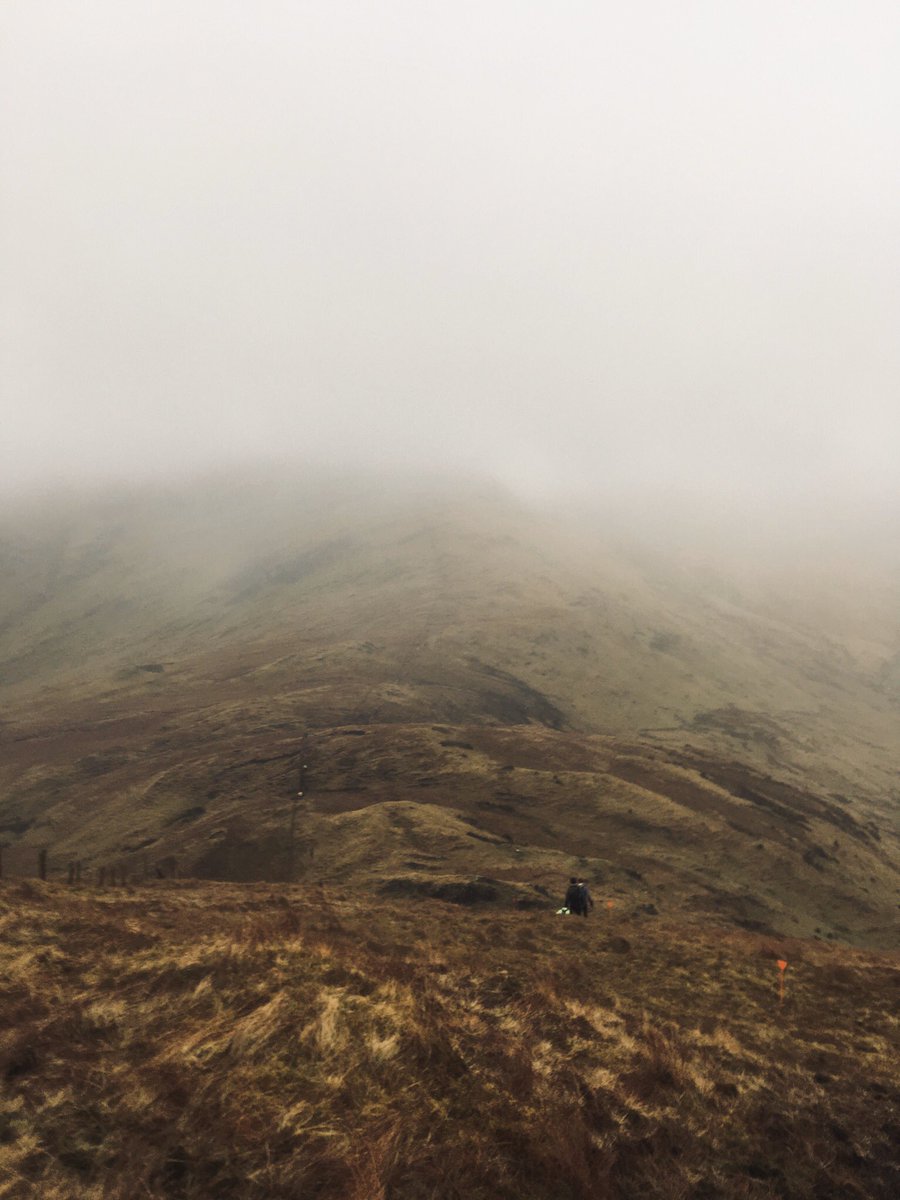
[0,470,898,947]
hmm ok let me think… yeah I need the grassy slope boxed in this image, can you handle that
[8,717,896,945]
[1,478,899,1198]
[0,879,897,1200]
[0,473,898,947]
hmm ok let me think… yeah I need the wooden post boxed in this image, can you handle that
[0,844,4,881]
[75,861,82,884]
[67,862,75,885]
[38,849,47,881]
[98,865,106,887]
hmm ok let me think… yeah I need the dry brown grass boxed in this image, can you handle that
[0,879,897,1199]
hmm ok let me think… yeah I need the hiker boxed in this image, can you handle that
[563,876,584,916]
[577,878,594,917]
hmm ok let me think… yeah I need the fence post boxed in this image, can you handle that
[38,849,47,881]
[98,865,106,887]
[67,862,75,885]
[75,861,82,884]
[0,844,4,881]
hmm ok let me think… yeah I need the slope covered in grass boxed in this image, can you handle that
[1,880,897,1199]
[2,472,898,801]
[3,717,898,948]
[1,473,898,948]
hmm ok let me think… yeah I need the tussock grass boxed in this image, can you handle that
[0,880,897,1198]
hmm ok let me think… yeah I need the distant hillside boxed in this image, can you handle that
[0,470,898,946]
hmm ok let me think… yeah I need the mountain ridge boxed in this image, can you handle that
[1,470,897,947]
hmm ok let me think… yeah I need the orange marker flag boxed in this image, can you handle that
[776,959,788,1004]
[606,900,614,912]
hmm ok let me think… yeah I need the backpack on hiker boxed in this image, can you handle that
[564,879,584,915]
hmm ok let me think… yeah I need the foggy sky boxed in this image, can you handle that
[2,2,899,507]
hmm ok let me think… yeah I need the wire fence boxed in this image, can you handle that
[0,845,179,886]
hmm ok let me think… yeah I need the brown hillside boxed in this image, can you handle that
[0,879,897,1199]
[0,472,898,947]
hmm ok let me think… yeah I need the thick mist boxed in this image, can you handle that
[2,2,898,518]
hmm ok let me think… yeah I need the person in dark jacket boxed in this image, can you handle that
[577,878,594,917]
[564,877,585,916]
